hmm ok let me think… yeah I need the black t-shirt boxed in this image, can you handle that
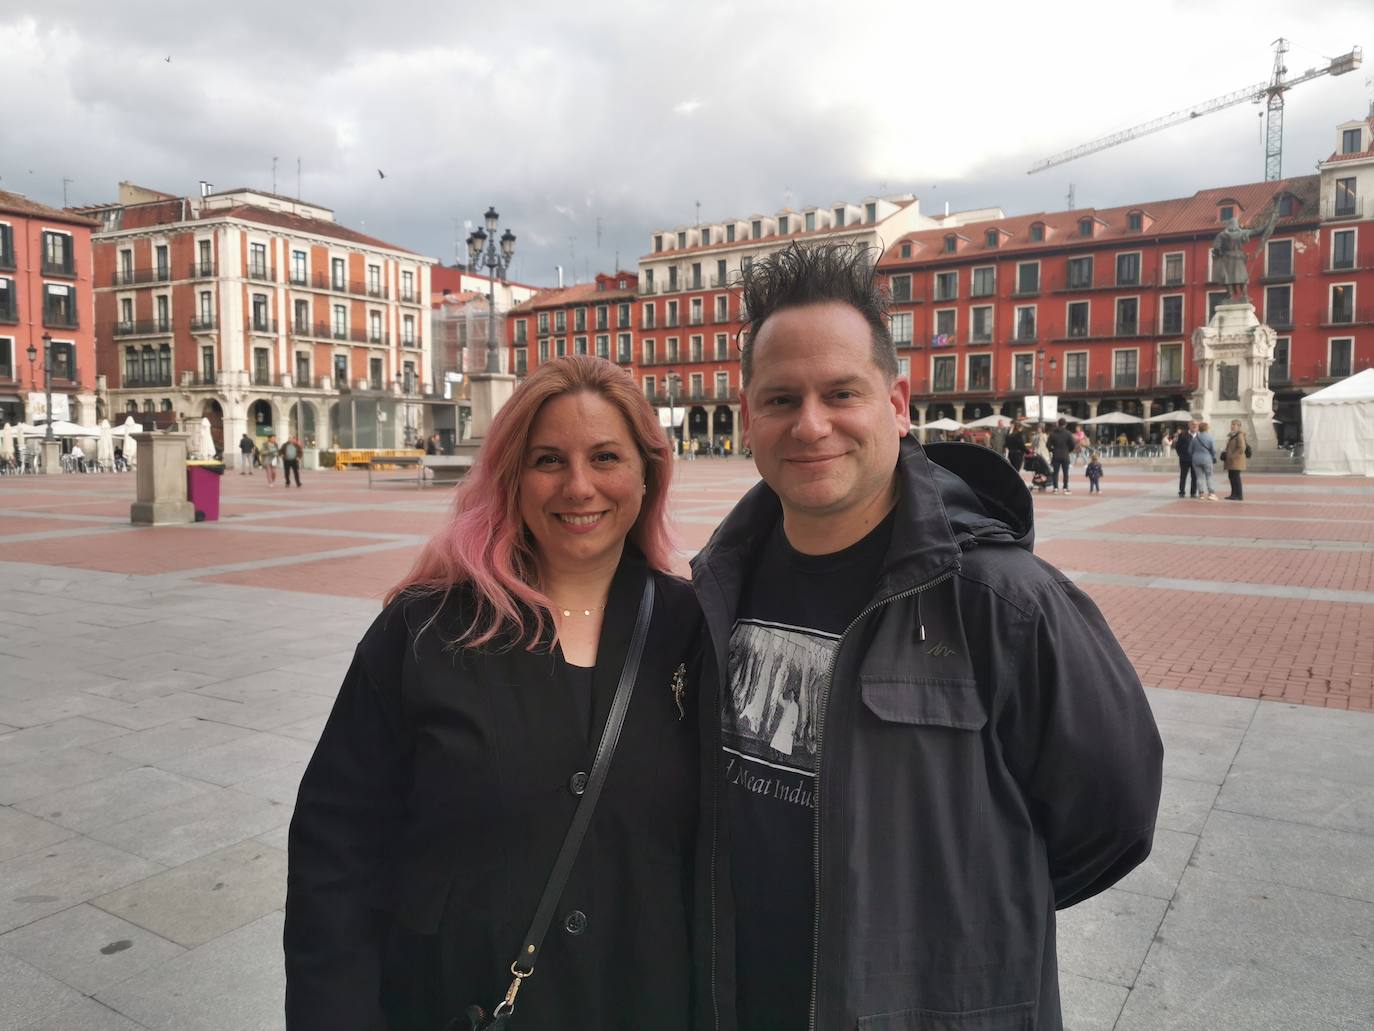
[725,511,894,1031]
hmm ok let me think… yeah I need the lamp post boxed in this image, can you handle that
[1035,347,1056,431]
[27,335,55,440]
[465,207,517,375]
[666,369,678,455]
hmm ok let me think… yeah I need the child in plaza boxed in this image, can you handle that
[1086,451,1103,493]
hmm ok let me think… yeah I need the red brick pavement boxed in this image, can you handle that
[1037,540,1374,593]
[206,544,424,600]
[1089,585,1374,711]
[1094,515,1374,543]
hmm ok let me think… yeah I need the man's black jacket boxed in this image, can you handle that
[1047,427,1076,461]
[1173,431,1194,460]
[690,437,1163,1031]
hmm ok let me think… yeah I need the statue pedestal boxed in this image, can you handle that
[130,433,196,525]
[467,373,516,440]
[1191,302,1278,453]
[39,439,62,476]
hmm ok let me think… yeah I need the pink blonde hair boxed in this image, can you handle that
[386,355,676,649]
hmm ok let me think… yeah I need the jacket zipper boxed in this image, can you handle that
[807,566,957,1031]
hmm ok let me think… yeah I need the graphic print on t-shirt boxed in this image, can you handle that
[724,619,836,784]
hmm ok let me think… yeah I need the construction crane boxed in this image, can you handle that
[1028,39,1362,180]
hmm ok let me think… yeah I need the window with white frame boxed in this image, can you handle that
[643,339,656,364]
[934,271,958,301]
[889,312,913,346]
[1016,262,1039,295]
[618,333,631,361]
[1068,300,1090,337]
[555,338,566,357]
[934,309,956,341]
[1160,295,1184,335]
[1066,256,1093,289]
[897,357,909,379]
[574,307,587,332]
[1264,285,1292,327]
[514,347,528,375]
[1331,229,1356,270]
[690,372,704,398]
[932,355,956,392]
[367,265,382,297]
[538,340,549,363]
[714,333,728,360]
[119,297,133,327]
[1330,284,1355,324]
[666,337,679,362]
[1113,349,1138,388]
[970,306,993,343]
[574,336,587,355]
[331,257,346,290]
[1115,252,1141,286]
[596,335,609,359]
[1207,291,1228,321]
[1329,338,1354,378]
[1115,297,1139,335]
[1014,305,1036,341]
[714,295,728,322]
[971,266,995,298]
[332,304,347,338]
[967,354,992,391]
[0,337,14,380]
[1163,252,1184,286]
[644,375,656,398]
[369,311,383,343]
[291,250,307,284]
[295,299,310,334]
[1013,353,1035,390]
[1064,351,1087,390]
[642,303,656,329]
[249,243,268,279]
[890,274,912,302]
[1157,343,1183,386]
[1271,337,1290,382]
[690,335,703,362]
[555,310,566,332]
[690,298,703,325]
[715,371,729,398]
[1266,239,1293,277]
[401,270,415,300]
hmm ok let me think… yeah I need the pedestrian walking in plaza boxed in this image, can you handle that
[1072,425,1088,464]
[424,433,438,455]
[1191,420,1219,500]
[261,435,279,486]
[281,436,303,487]
[1174,421,1199,498]
[1086,451,1104,493]
[1223,419,1249,500]
[1048,416,1076,494]
[1005,419,1027,471]
[239,433,255,474]
[989,419,1009,459]
[689,243,1161,1031]
[285,355,700,1031]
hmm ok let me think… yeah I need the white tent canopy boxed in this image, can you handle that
[1301,368,1374,477]
[921,418,965,432]
[1080,411,1144,425]
[962,414,1011,428]
[1147,410,1196,423]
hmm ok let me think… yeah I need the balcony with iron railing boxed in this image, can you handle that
[113,267,172,287]
[43,307,79,329]
[1046,317,1160,342]
[41,257,76,278]
[190,315,218,332]
[248,265,275,283]
[1324,196,1366,221]
[180,371,218,387]
[247,317,279,335]
[189,261,217,279]
[122,371,173,388]
[1320,305,1374,328]
[113,319,173,338]
[909,367,1197,401]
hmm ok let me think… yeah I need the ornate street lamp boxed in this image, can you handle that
[28,334,55,441]
[465,207,517,375]
[1036,347,1056,431]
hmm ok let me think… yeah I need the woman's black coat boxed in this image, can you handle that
[284,549,701,1030]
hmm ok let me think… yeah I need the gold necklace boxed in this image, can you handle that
[552,602,607,617]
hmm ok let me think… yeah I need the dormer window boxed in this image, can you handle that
[834,207,846,227]
[1030,222,1045,242]
[943,234,957,254]
[1078,218,1093,238]
[985,229,1000,248]
[900,242,912,259]
[1277,194,1298,216]
[866,202,877,223]
[778,215,790,234]
[1218,205,1235,223]
[701,228,711,246]
[1127,211,1143,232]
[1342,127,1362,154]
[751,219,762,239]
[654,235,663,253]
[805,211,816,232]
[677,231,687,249]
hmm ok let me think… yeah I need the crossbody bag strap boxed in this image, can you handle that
[478,576,656,1027]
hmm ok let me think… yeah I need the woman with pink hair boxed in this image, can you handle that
[285,356,701,1030]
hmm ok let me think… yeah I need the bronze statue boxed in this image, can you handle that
[1211,211,1279,301]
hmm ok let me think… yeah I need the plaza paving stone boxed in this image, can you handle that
[1,457,1372,1029]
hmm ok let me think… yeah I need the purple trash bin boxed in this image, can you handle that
[186,462,225,522]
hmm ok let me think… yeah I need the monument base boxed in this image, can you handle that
[467,373,516,440]
[40,439,62,476]
[1191,302,1278,454]
[129,432,196,526]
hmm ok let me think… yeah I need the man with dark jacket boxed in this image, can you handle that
[691,243,1162,1031]
[1047,417,1076,494]
[1175,420,1198,497]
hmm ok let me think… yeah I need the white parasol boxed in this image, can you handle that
[198,416,216,459]
[961,414,1011,429]
[97,419,115,469]
[0,423,11,461]
[921,418,965,432]
[1146,410,1196,423]
[1080,411,1145,425]
[120,416,140,465]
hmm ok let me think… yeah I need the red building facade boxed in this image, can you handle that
[0,190,100,427]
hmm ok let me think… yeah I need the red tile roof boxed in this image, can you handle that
[0,189,100,227]
[509,278,637,313]
[878,175,1320,268]
[204,204,423,255]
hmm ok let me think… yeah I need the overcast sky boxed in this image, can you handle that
[2,0,1369,286]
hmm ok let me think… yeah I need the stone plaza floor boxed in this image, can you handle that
[0,456,1371,1030]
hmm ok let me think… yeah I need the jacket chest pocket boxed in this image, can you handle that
[860,675,986,731]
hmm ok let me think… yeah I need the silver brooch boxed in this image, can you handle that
[670,663,687,720]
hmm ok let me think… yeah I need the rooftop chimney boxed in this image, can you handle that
[556,265,564,288]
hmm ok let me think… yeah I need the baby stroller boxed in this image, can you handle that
[1024,453,1053,492]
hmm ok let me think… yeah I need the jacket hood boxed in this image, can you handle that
[692,435,1034,599]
